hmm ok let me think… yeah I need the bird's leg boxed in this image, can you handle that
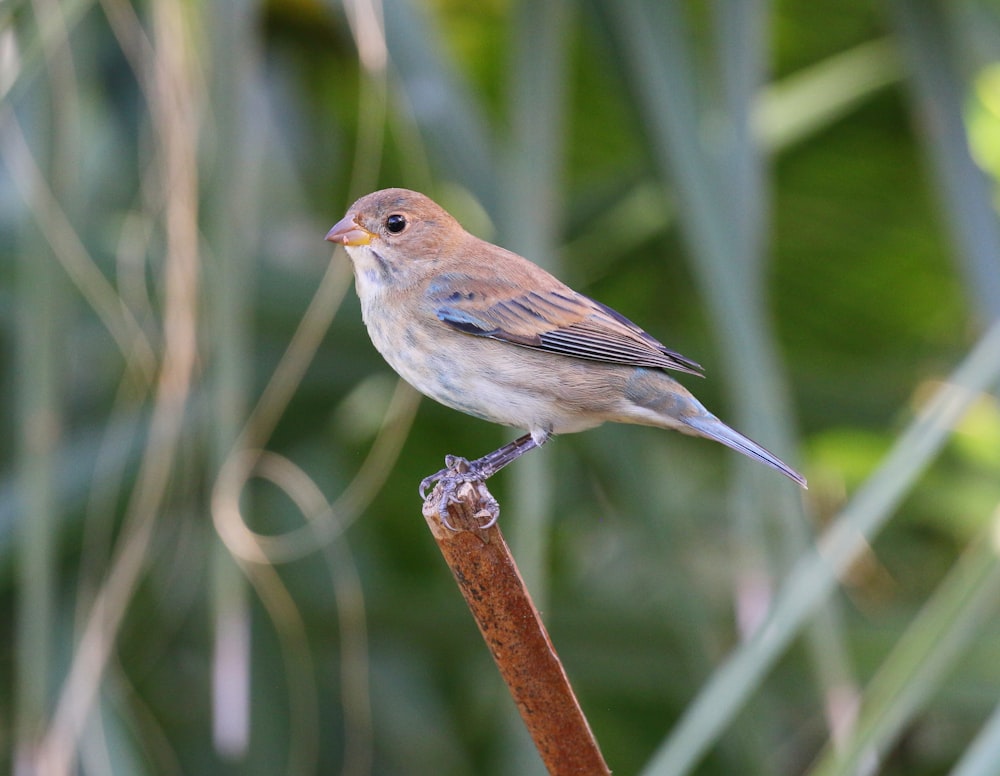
[419,433,543,498]
[419,432,549,530]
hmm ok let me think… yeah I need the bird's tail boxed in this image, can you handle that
[682,413,807,488]
[621,369,807,487]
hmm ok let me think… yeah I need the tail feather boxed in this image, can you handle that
[683,414,807,489]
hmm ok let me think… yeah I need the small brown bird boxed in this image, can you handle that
[326,188,805,526]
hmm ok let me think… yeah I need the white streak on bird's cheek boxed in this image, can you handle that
[351,268,378,303]
[345,246,393,300]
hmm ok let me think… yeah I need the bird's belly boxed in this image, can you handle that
[385,343,576,430]
[361,305,610,435]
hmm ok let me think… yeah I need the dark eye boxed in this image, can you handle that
[386,214,407,234]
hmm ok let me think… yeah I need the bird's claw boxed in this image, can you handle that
[418,455,469,500]
[418,456,500,531]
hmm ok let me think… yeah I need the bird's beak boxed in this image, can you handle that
[325,215,374,246]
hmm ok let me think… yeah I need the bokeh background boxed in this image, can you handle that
[3,0,1000,774]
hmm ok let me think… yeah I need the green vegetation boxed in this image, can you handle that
[1,0,999,774]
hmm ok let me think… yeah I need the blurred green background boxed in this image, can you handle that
[3,0,1000,774]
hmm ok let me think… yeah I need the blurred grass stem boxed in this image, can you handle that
[36,0,201,770]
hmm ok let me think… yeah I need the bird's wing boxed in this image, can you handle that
[427,273,703,376]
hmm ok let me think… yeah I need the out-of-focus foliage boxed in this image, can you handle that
[1,0,999,774]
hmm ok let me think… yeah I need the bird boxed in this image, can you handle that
[326,188,806,527]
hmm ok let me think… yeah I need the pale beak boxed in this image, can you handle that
[325,215,374,246]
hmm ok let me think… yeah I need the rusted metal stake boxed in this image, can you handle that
[422,480,611,776]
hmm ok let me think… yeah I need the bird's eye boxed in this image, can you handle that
[386,214,407,234]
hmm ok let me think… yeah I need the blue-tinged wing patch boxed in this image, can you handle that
[427,273,702,376]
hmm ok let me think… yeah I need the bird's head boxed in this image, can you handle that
[326,188,462,262]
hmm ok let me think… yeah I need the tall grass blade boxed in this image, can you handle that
[808,529,1000,775]
[890,0,1000,320]
[642,318,1000,774]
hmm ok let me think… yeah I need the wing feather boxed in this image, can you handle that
[428,273,703,376]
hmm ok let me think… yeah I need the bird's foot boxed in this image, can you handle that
[419,455,500,531]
